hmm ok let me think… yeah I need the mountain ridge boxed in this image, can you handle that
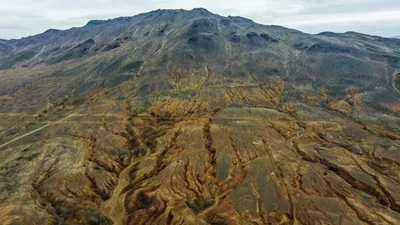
[4,8,396,42]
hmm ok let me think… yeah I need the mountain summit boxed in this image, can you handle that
[1,8,400,225]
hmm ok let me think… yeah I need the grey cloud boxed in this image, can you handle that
[0,0,399,39]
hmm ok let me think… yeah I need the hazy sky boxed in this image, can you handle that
[1,0,400,39]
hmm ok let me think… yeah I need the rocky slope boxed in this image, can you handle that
[1,8,400,225]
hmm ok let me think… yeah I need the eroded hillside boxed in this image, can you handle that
[1,8,400,225]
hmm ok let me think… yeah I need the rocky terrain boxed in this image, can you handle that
[1,8,400,225]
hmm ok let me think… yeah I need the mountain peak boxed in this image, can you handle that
[44,28,61,34]
[191,7,212,14]
[227,15,254,23]
[84,8,214,27]
[86,19,112,26]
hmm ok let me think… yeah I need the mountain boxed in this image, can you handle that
[1,8,400,225]
[393,36,400,39]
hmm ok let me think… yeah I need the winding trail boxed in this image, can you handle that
[101,159,138,225]
[392,70,400,95]
[0,114,76,149]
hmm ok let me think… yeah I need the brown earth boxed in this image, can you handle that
[1,8,400,225]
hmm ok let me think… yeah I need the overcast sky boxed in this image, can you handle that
[1,0,400,39]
